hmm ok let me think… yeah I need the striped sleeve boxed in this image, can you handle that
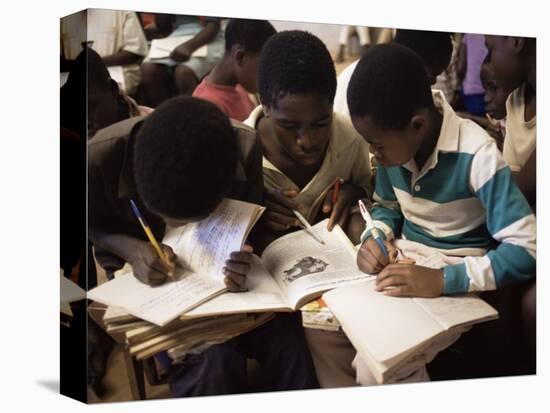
[443,141,536,294]
[360,166,403,243]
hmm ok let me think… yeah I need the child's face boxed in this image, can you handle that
[485,35,524,93]
[265,93,333,166]
[481,64,508,120]
[235,51,261,94]
[351,115,421,168]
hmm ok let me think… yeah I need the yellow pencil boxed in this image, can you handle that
[130,199,173,274]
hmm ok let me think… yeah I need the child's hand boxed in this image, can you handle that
[170,42,193,62]
[223,244,254,292]
[129,242,176,286]
[322,182,364,231]
[375,264,444,297]
[357,237,398,274]
[263,188,304,232]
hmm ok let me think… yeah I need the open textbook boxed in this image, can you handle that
[97,217,370,326]
[87,198,265,326]
[323,253,499,384]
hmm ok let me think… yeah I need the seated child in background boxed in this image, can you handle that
[456,33,488,117]
[88,96,318,396]
[485,35,536,212]
[345,43,535,385]
[61,9,149,96]
[334,29,453,117]
[62,47,153,140]
[244,30,373,248]
[140,15,225,106]
[192,18,276,121]
[479,57,511,151]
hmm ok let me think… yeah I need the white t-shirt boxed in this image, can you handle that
[503,85,536,172]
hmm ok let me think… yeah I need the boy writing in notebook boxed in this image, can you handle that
[314,43,536,386]
[192,18,276,121]
[88,96,318,396]
[243,30,373,247]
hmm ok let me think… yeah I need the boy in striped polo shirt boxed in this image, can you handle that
[344,43,536,384]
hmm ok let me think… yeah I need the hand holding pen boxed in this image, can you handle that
[322,178,366,232]
[356,200,398,274]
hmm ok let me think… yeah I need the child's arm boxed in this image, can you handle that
[170,18,221,63]
[102,12,149,66]
[443,141,536,294]
[513,148,536,212]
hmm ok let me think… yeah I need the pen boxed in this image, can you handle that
[358,200,388,258]
[293,210,326,245]
[130,199,174,274]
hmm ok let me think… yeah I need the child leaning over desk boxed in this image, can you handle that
[88,96,318,396]
[244,30,373,249]
[315,43,536,386]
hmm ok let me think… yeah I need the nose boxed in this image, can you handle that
[297,129,316,151]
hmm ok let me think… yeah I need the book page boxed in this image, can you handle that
[413,294,498,330]
[182,255,290,318]
[411,254,499,330]
[261,220,370,309]
[148,36,208,59]
[87,268,226,326]
[323,280,443,364]
[162,199,264,282]
[60,271,86,304]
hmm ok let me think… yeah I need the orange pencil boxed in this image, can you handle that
[332,178,342,204]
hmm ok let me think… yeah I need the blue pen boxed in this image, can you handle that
[358,200,388,258]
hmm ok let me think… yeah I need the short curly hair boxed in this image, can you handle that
[225,18,276,53]
[258,30,337,108]
[347,43,434,130]
[133,96,238,219]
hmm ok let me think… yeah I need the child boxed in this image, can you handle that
[61,9,149,96]
[479,57,510,151]
[192,18,276,121]
[484,34,536,364]
[140,15,225,106]
[88,95,318,396]
[317,43,535,386]
[334,29,453,117]
[244,30,373,249]
[485,35,536,210]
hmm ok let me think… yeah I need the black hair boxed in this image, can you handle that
[347,43,434,130]
[258,30,337,108]
[133,96,238,218]
[225,18,276,53]
[394,29,453,76]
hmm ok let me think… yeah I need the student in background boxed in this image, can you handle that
[88,96,318,396]
[244,30,373,250]
[334,29,453,117]
[61,9,149,96]
[485,35,536,366]
[479,57,511,151]
[318,43,535,386]
[485,35,536,210]
[192,19,276,121]
[456,33,487,117]
[140,16,225,106]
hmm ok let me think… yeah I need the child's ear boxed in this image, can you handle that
[232,46,246,67]
[410,115,427,133]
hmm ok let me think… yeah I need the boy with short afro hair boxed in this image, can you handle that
[192,18,276,121]
[88,95,319,396]
[245,30,373,248]
[244,30,373,388]
[314,43,535,386]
